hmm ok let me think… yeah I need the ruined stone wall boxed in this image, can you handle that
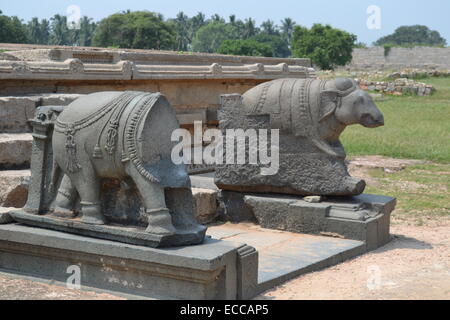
[349,46,450,70]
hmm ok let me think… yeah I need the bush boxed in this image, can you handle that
[92,11,176,50]
[291,24,356,70]
[0,12,28,43]
[374,25,446,47]
[218,39,273,57]
[191,22,238,53]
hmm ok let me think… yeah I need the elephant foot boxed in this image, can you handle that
[344,177,366,195]
[53,206,76,218]
[53,189,77,217]
[81,203,105,225]
[145,208,176,235]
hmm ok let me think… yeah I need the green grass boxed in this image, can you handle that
[341,77,450,163]
[364,163,450,218]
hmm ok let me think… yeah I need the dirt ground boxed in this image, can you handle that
[0,156,448,300]
[257,220,450,300]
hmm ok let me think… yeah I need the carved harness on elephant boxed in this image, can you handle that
[54,92,160,183]
[246,79,358,158]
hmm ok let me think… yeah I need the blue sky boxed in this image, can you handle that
[1,0,449,45]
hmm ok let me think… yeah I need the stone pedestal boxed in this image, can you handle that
[220,191,395,251]
[245,193,395,251]
[0,224,258,300]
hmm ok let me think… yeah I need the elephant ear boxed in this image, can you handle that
[319,90,339,123]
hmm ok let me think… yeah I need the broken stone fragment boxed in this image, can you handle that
[0,207,14,224]
[0,134,33,169]
[0,170,30,208]
[303,196,323,203]
[192,188,218,224]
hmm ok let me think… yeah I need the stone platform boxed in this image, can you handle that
[10,210,207,248]
[0,223,254,300]
[221,192,395,251]
[0,222,369,299]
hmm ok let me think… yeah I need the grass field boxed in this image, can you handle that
[341,77,450,163]
[337,77,450,219]
[364,162,450,219]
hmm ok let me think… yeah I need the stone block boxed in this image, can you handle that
[0,96,38,133]
[192,188,218,224]
[0,170,30,208]
[0,94,83,133]
[218,190,257,223]
[0,207,14,224]
[0,134,33,169]
[244,193,396,251]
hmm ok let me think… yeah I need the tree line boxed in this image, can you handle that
[0,9,447,70]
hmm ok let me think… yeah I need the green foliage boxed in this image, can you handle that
[191,22,238,53]
[218,39,273,57]
[0,12,28,43]
[280,18,296,44]
[374,25,447,47]
[49,14,70,45]
[77,17,97,46]
[353,42,367,48]
[251,33,290,58]
[383,44,393,56]
[291,24,356,70]
[92,11,175,50]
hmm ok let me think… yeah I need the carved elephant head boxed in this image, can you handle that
[320,78,385,128]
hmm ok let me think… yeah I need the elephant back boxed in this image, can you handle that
[56,91,131,124]
[123,92,189,188]
[242,78,327,137]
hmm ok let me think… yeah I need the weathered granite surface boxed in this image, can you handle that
[0,224,256,299]
[0,170,30,208]
[0,48,312,81]
[15,91,206,247]
[244,193,395,251]
[0,94,83,133]
[0,134,32,169]
[215,78,385,196]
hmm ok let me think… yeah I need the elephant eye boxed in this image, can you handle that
[356,95,364,105]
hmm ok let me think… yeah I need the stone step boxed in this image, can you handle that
[0,133,33,169]
[207,223,366,295]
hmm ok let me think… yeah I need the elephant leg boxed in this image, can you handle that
[71,163,105,225]
[128,166,176,235]
[54,174,78,216]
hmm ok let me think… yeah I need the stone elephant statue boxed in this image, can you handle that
[242,77,384,159]
[51,91,189,235]
[215,78,385,196]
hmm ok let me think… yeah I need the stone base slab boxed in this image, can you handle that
[244,193,395,251]
[10,210,207,248]
[0,224,256,299]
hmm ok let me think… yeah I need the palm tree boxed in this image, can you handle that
[281,18,296,44]
[27,18,41,44]
[50,14,69,45]
[242,18,257,39]
[78,16,96,46]
[261,19,277,35]
[40,19,50,44]
[210,14,225,23]
[174,11,190,51]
